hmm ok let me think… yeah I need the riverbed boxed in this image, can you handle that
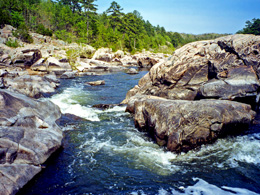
[18,70,260,195]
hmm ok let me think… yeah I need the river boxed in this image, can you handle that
[18,70,260,195]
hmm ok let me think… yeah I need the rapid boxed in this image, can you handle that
[18,70,260,195]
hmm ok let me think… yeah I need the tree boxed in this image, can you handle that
[106,1,123,31]
[80,0,97,42]
[237,18,260,35]
[60,0,81,13]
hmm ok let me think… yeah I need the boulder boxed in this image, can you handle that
[0,89,63,195]
[127,95,256,153]
[12,47,42,68]
[86,80,105,86]
[120,55,138,66]
[60,71,76,79]
[76,59,126,73]
[114,50,124,58]
[46,57,72,74]
[2,73,59,98]
[122,35,260,107]
[0,25,15,39]
[30,58,47,72]
[126,68,138,74]
[92,104,118,110]
[92,48,114,62]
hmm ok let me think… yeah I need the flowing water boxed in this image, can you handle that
[19,70,260,195]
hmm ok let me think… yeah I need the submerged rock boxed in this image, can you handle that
[127,95,256,153]
[92,104,118,110]
[0,89,63,195]
[126,68,138,75]
[86,80,105,86]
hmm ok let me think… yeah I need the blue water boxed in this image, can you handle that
[18,71,260,195]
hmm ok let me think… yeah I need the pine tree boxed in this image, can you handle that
[80,0,97,42]
[106,1,123,31]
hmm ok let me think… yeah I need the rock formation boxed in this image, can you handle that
[123,34,260,152]
[126,95,255,153]
[0,89,63,195]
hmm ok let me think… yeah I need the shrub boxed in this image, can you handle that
[6,38,20,48]
[13,23,33,43]
[36,24,53,36]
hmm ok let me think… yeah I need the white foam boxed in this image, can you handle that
[169,178,258,195]
[103,105,127,113]
[48,87,101,121]
[83,130,179,175]
[174,134,260,169]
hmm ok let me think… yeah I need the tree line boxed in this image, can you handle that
[0,0,231,53]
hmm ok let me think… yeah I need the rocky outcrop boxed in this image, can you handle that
[124,34,260,153]
[134,52,168,68]
[12,47,42,68]
[127,95,256,153]
[76,59,126,73]
[0,89,63,195]
[92,48,114,62]
[1,71,60,98]
[122,35,260,106]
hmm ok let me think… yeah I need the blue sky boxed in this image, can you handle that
[96,0,260,34]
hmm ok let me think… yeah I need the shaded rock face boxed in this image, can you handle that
[12,48,42,68]
[127,95,256,153]
[0,89,63,195]
[122,35,260,107]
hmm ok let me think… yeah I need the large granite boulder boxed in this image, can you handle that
[124,34,260,153]
[122,34,260,107]
[127,95,256,153]
[0,89,63,195]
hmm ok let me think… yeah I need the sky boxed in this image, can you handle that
[96,0,260,34]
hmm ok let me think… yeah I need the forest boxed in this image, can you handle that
[0,0,250,53]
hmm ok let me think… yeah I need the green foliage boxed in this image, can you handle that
[237,18,260,35]
[0,0,228,54]
[36,24,53,36]
[5,38,20,48]
[106,1,123,31]
[13,23,33,43]
[0,9,12,27]
[11,11,25,28]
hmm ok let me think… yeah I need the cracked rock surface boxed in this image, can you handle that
[124,34,260,153]
[122,34,260,105]
[127,95,256,153]
[0,89,63,195]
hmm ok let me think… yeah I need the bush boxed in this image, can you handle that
[13,23,33,43]
[6,38,20,48]
[36,24,53,36]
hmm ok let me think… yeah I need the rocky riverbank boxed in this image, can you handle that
[0,24,168,195]
[123,34,260,153]
[1,24,260,194]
